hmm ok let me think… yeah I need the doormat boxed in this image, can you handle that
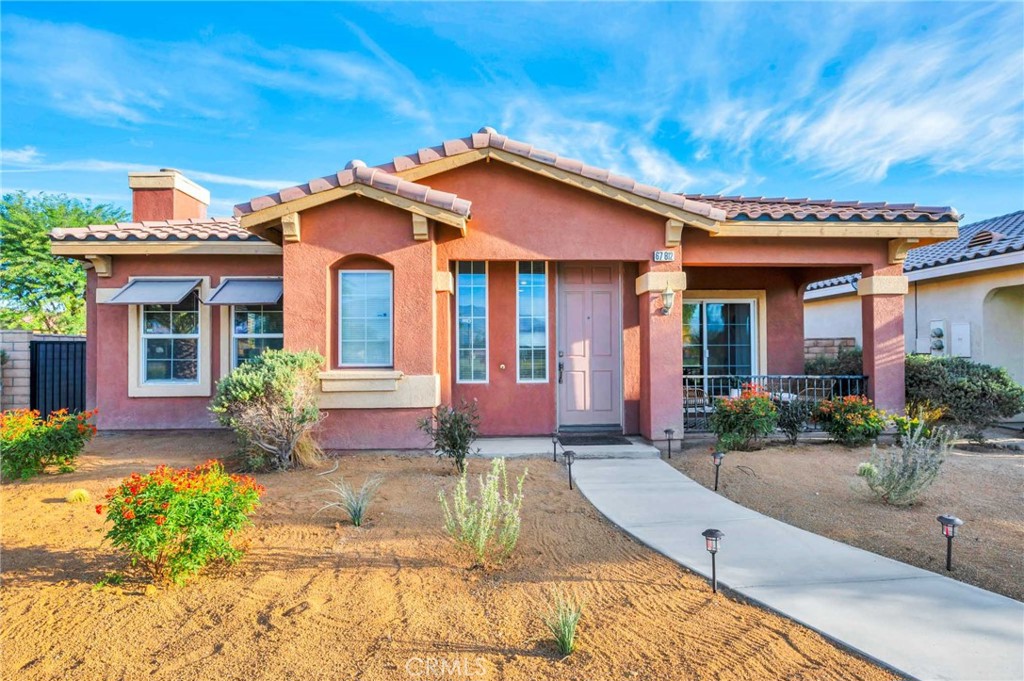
[558,434,633,447]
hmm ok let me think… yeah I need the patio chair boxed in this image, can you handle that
[683,386,714,430]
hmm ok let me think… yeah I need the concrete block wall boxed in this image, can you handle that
[1,330,34,411]
[804,337,857,363]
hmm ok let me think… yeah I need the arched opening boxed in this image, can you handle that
[982,284,1024,385]
[330,255,395,369]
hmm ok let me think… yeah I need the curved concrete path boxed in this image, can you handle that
[572,458,1024,681]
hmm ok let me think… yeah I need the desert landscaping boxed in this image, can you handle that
[670,437,1024,601]
[1,431,897,681]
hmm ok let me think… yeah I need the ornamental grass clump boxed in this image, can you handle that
[709,383,778,451]
[816,396,887,446]
[210,350,325,471]
[542,589,583,656]
[0,408,97,481]
[857,421,952,506]
[439,457,526,567]
[316,474,383,527]
[98,460,265,585]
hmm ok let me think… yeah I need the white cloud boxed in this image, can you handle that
[1,150,297,193]
[1,146,42,165]
[499,99,745,194]
[1,16,435,129]
[682,5,1024,181]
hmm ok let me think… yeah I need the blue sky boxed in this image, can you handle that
[2,2,1022,222]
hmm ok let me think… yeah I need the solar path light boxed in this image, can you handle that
[551,431,559,463]
[664,428,676,459]
[701,529,724,594]
[563,450,576,490]
[712,450,725,491]
[937,515,964,571]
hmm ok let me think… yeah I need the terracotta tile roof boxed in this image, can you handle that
[682,195,959,223]
[806,210,1024,291]
[51,218,266,242]
[235,128,728,222]
[234,163,471,218]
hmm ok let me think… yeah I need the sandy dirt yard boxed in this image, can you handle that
[671,437,1024,601]
[0,431,896,681]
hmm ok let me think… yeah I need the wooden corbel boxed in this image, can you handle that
[888,237,919,265]
[281,213,301,243]
[665,219,685,248]
[84,254,112,277]
[412,214,429,241]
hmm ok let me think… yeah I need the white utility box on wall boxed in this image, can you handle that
[950,322,972,357]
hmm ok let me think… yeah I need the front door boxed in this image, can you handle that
[557,263,622,429]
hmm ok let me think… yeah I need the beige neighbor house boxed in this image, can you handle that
[804,210,1024,386]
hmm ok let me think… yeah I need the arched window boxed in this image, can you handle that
[333,256,394,368]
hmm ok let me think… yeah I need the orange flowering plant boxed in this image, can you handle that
[98,460,265,585]
[816,396,888,446]
[0,408,97,481]
[709,383,778,451]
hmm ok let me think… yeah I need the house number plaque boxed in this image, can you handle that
[653,250,675,262]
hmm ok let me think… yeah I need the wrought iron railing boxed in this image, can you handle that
[683,374,869,431]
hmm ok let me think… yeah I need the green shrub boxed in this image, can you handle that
[905,355,1024,443]
[709,384,778,451]
[857,422,951,506]
[418,400,480,473]
[805,345,863,376]
[439,457,526,567]
[210,349,325,471]
[776,400,816,445]
[0,408,97,481]
[98,460,264,585]
[316,474,382,527]
[542,589,583,656]
[816,396,887,446]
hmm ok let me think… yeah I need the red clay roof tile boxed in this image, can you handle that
[51,218,265,243]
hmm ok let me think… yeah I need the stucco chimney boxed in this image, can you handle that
[128,168,210,221]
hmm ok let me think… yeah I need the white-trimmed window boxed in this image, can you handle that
[516,261,548,382]
[456,261,488,383]
[142,290,201,383]
[339,270,393,367]
[232,304,284,367]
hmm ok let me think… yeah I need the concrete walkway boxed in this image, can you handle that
[572,458,1024,681]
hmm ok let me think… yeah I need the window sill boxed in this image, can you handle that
[319,369,404,393]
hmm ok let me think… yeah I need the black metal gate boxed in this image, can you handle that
[29,339,86,415]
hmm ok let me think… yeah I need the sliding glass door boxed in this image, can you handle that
[682,300,757,396]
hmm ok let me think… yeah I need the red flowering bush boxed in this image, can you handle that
[0,408,97,481]
[816,396,888,446]
[709,384,778,451]
[98,460,265,585]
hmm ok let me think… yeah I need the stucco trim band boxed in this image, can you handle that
[128,170,211,205]
[858,275,910,296]
[52,241,282,256]
[317,373,440,409]
[635,271,687,295]
[715,222,958,239]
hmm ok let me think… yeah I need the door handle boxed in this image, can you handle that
[558,361,564,384]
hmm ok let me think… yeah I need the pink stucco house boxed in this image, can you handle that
[50,128,959,448]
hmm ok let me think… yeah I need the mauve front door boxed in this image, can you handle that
[557,263,622,429]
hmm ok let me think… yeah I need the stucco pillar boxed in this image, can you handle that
[638,263,685,440]
[860,264,907,413]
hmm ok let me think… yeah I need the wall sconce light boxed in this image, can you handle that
[660,285,676,315]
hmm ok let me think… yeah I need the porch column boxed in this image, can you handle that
[859,264,907,413]
[637,263,685,440]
